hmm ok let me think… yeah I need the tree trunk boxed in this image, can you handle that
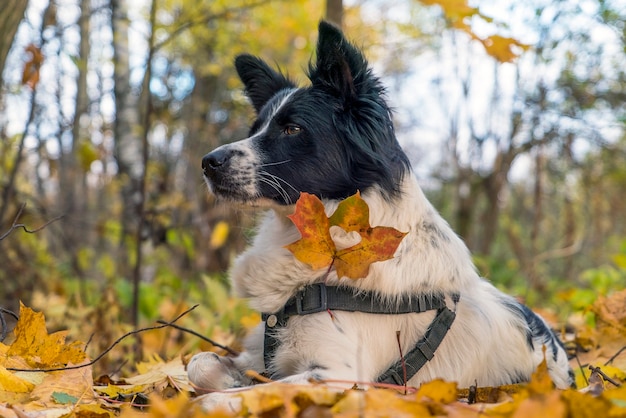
[477,150,515,255]
[455,170,478,249]
[0,0,29,96]
[326,0,343,28]
[111,0,142,273]
[58,0,92,292]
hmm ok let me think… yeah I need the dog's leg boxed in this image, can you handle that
[188,324,265,392]
[187,352,254,392]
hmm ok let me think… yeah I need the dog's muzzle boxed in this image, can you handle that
[202,148,231,180]
[201,145,257,201]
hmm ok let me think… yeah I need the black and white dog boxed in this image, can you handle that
[188,21,574,401]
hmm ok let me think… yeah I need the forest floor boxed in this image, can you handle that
[0,289,625,417]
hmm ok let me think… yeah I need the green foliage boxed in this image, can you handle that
[562,243,626,312]
[479,239,626,322]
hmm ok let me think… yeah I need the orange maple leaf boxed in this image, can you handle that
[285,193,335,271]
[285,192,407,280]
[22,44,43,89]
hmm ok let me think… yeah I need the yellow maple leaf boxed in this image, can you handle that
[0,365,34,393]
[118,392,211,418]
[125,354,194,393]
[419,0,479,21]
[332,388,431,416]
[602,385,626,416]
[527,352,555,395]
[561,389,611,417]
[511,391,567,418]
[70,403,116,417]
[239,383,340,416]
[94,383,147,398]
[7,302,86,369]
[419,0,530,62]
[480,35,531,63]
[415,379,458,404]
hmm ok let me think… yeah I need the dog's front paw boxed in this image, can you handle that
[187,352,252,392]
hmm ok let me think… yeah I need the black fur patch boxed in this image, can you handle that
[503,298,562,361]
[204,21,411,205]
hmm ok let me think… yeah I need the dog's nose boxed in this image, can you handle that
[202,149,229,172]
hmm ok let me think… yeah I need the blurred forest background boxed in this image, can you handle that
[0,0,625,371]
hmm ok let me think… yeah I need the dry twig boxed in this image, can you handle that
[155,320,239,356]
[0,203,63,242]
[0,307,19,342]
[6,304,199,373]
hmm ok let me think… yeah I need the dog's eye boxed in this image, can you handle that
[283,125,302,136]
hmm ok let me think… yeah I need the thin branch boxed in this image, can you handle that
[6,304,199,373]
[605,346,626,367]
[533,239,583,263]
[151,0,275,53]
[396,330,408,394]
[588,365,622,387]
[575,353,589,387]
[0,90,37,226]
[155,320,239,356]
[0,203,64,242]
[0,308,19,342]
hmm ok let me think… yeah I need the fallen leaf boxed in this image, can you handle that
[511,390,567,418]
[603,385,626,416]
[593,289,626,337]
[52,391,78,405]
[562,388,611,416]
[239,383,341,416]
[0,365,34,393]
[69,403,116,417]
[124,354,194,393]
[28,360,95,408]
[527,353,554,395]
[415,379,458,403]
[7,302,86,369]
[118,392,210,418]
[332,388,431,417]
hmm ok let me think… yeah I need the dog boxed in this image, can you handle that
[188,20,574,403]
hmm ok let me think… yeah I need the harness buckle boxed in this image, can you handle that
[296,283,328,314]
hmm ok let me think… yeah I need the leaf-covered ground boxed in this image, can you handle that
[1,290,625,417]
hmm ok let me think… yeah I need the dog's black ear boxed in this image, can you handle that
[235,54,295,113]
[309,21,370,102]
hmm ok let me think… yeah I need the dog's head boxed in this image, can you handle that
[202,21,411,206]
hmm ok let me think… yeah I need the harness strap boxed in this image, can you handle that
[262,283,458,382]
[376,305,457,385]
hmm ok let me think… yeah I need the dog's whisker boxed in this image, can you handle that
[258,178,289,204]
[259,159,291,167]
[258,171,292,204]
[260,171,299,194]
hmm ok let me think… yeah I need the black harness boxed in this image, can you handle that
[261,283,459,385]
